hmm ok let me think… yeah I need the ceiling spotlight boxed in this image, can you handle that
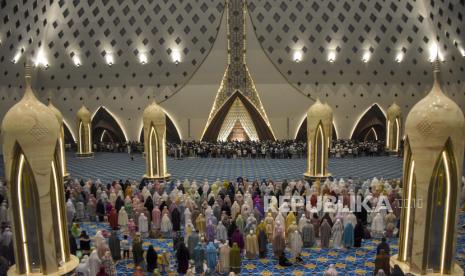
[327,51,336,63]
[73,56,81,67]
[293,51,303,63]
[172,51,181,65]
[395,52,404,63]
[139,53,148,65]
[459,46,465,57]
[106,54,114,66]
[428,42,444,62]
[11,51,22,64]
[362,52,371,63]
[34,48,49,68]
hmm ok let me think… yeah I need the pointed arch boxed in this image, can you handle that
[62,120,76,144]
[202,91,274,141]
[295,117,338,141]
[314,122,326,175]
[91,106,128,143]
[139,115,182,144]
[350,104,386,141]
[424,139,458,273]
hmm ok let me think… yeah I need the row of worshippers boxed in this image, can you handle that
[64,175,402,274]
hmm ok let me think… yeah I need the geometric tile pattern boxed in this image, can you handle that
[60,153,407,183]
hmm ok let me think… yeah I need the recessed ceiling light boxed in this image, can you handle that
[73,56,81,67]
[105,54,114,66]
[139,53,148,65]
[395,52,404,63]
[172,50,181,65]
[362,52,370,63]
[328,51,336,63]
[293,51,303,63]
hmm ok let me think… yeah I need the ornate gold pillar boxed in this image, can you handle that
[76,105,93,158]
[386,102,402,153]
[303,99,333,180]
[143,101,170,180]
[1,63,79,275]
[48,100,69,178]
[391,59,464,275]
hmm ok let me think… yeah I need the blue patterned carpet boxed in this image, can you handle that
[63,153,405,183]
[77,213,465,276]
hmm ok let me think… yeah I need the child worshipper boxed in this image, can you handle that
[121,235,130,259]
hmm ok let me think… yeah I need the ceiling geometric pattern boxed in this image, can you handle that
[247,0,465,90]
[0,0,225,92]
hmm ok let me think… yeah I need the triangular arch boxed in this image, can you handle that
[350,104,386,141]
[201,91,275,142]
[91,107,127,143]
[295,118,338,141]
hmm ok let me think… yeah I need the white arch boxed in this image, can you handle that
[91,106,129,142]
[349,103,387,139]
[138,107,183,142]
[62,119,76,142]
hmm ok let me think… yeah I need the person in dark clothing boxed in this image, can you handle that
[257,228,268,258]
[171,208,181,232]
[376,237,390,255]
[146,245,158,273]
[354,220,364,247]
[144,196,154,221]
[68,230,77,255]
[391,265,405,276]
[96,199,105,222]
[115,196,124,214]
[79,231,91,256]
[278,252,292,267]
[176,242,190,274]
[374,249,391,275]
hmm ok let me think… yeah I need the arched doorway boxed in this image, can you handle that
[351,104,386,142]
[91,107,127,144]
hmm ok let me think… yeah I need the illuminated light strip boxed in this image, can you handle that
[369,127,379,141]
[148,127,154,177]
[314,124,325,175]
[441,151,451,274]
[17,154,30,273]
[62,119,76,142]
[51,161,66,263]
[403,160,415,261]
[91,107,128,142]
[100,130,107,142]
[395,118,400,152]
[87,124,91,153]
[332,120,339,140]
[59,137,65,176]
[349,104,387,139]
[78,121,83,154]
[386,120,391,148]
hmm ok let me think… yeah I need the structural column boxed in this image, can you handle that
[142,101,170,180]
[1,63,78,275]
[391,59,464,275]
[76,105,94,158]
[303,99,333,180]
[48,99,69,178]
[386,102,402,154]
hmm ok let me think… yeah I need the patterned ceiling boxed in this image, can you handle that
[0,0,464,95]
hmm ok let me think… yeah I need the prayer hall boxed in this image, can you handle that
[1,0,465,275]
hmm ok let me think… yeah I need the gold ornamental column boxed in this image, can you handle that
[391,59,465,275]
[386,102,402,154]
[48,99,69,178]
[142,101,170,180]
[303,99,333,180]
[76,105,94,158]
[1,63,79,275]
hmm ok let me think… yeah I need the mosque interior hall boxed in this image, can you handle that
[1,0,465,275]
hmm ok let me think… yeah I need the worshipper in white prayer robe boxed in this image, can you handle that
[323,264,338,276]
[219,242,231,274]
[76,201,85,221]
[75,255,90,276]
[289,230,303,261]
[118,207,128,232]
[371,212,385,238]
[88,249,101,276]
[331,219,344,249]
[298,214,307,232]
[160,213,173,238]
[344,211,358,228]
[231,201,241,220]
[138,213,149,238]
[184,207,192,228]
[66,198,76,226]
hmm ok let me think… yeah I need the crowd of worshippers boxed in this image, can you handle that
[45,175,412,275]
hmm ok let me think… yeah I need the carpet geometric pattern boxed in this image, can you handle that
[77,213,465,275]
[64,153,405,183]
